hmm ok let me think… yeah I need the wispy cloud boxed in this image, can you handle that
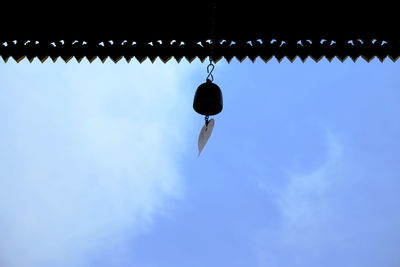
[255,129,400,267]
[277,131,342,232]
[0,59,198,267]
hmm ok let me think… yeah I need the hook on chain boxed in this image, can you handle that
[206,61,214,82]
[205,115,210,127]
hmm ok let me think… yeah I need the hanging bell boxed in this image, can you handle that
[193,79,223,116]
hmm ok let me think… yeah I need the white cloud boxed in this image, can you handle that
[0,59,200,267]
[255,129,400,267]
[256,131,343,266]
[277,131,342,233]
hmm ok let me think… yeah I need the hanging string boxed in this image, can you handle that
[206,0,217,83]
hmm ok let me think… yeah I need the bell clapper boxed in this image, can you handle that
[205,115,210,130]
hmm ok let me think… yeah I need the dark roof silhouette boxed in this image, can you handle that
[1,1,399,63]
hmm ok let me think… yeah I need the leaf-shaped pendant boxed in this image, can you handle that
[198,118,214,156]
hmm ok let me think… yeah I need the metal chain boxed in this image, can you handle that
[206,0,217,82]
[209,0,217,64]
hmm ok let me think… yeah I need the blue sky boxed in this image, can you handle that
[0,57,399,267]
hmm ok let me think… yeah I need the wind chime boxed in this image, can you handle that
[193,1,223,156]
